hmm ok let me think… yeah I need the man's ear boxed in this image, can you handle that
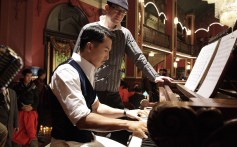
[105,4,110,12]
[86,42,93,53]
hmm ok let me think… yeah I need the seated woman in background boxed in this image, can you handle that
[119,80,129,104]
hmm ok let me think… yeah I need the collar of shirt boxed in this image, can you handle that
[72,53,96,87]
[99,15,121,31]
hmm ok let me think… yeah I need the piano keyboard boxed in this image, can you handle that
[141,137,157,147]
[128,136,141,147]
[128,136,157,147]
[128,107,157,147]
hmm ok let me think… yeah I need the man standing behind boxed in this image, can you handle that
[49,26,148,147]
[73,0,172,144]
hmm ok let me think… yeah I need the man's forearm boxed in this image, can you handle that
[93,103,125,118]
[76,112,148,139]
[76,112,129,132]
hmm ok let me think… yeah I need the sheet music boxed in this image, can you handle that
[197,31,237,98]
[185,41,219,91]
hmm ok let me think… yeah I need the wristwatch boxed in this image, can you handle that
[123,108,129,117]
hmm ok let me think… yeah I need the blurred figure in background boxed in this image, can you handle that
[0,122,7,147]
[128,85,145,109]
[33,69,46,103]
[0,87,19,147]
[13,68,39,147]
[33,69,49,138]
[119,80,129,104]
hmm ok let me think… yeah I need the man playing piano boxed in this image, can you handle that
[73,0,173,144]
[49,26,148,146]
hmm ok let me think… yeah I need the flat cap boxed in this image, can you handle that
[107,0,128,11]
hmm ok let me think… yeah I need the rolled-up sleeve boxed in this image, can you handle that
[50,64,92,125]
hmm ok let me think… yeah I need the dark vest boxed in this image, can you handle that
[49,59,96,143]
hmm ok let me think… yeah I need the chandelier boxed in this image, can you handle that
[202,0,237,27]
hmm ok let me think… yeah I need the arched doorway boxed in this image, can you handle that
[44,3,89,82]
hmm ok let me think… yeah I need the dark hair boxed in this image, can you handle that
[148,103,198,147]
[22,68,32,76]
[79,26,113,52]
[134,86,142,92]
[37,68,46,77]
[120,80,128,89]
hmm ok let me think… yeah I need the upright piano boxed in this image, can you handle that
[128,28,237,147]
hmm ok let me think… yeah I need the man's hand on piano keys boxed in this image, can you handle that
[140,99,157,109]
[125,109,149,139]
[128,120,148,139]
[126,109,149,121]
[155,76,173,83]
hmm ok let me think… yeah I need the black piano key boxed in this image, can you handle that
[141,137,158,147]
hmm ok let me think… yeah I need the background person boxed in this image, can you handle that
[128,85,145,109]
[0,87,19,147]
[13,68,39,147]
[33,68,50,139]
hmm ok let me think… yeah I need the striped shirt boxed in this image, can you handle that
[74,15,159,92]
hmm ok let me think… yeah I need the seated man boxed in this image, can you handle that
[49,26,148,146]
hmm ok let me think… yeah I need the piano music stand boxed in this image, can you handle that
[176,30,237,100]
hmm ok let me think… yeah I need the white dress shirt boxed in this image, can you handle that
[49,53,98,126]
[49,53,125,146]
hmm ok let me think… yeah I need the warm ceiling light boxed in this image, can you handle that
[144,2,167,23]
[202,0,237,27]
[149,51,155,57]
[173,61,178,68]
[206,0,216,4]
[174,17,191,34]
[195,22,224,33]
[186,29,191,35]
[219,6,237,27]
[174,17,178,25]
[186,64,191,70]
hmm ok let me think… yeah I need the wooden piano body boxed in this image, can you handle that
[128,29,237,147]
[128,98,237,147]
